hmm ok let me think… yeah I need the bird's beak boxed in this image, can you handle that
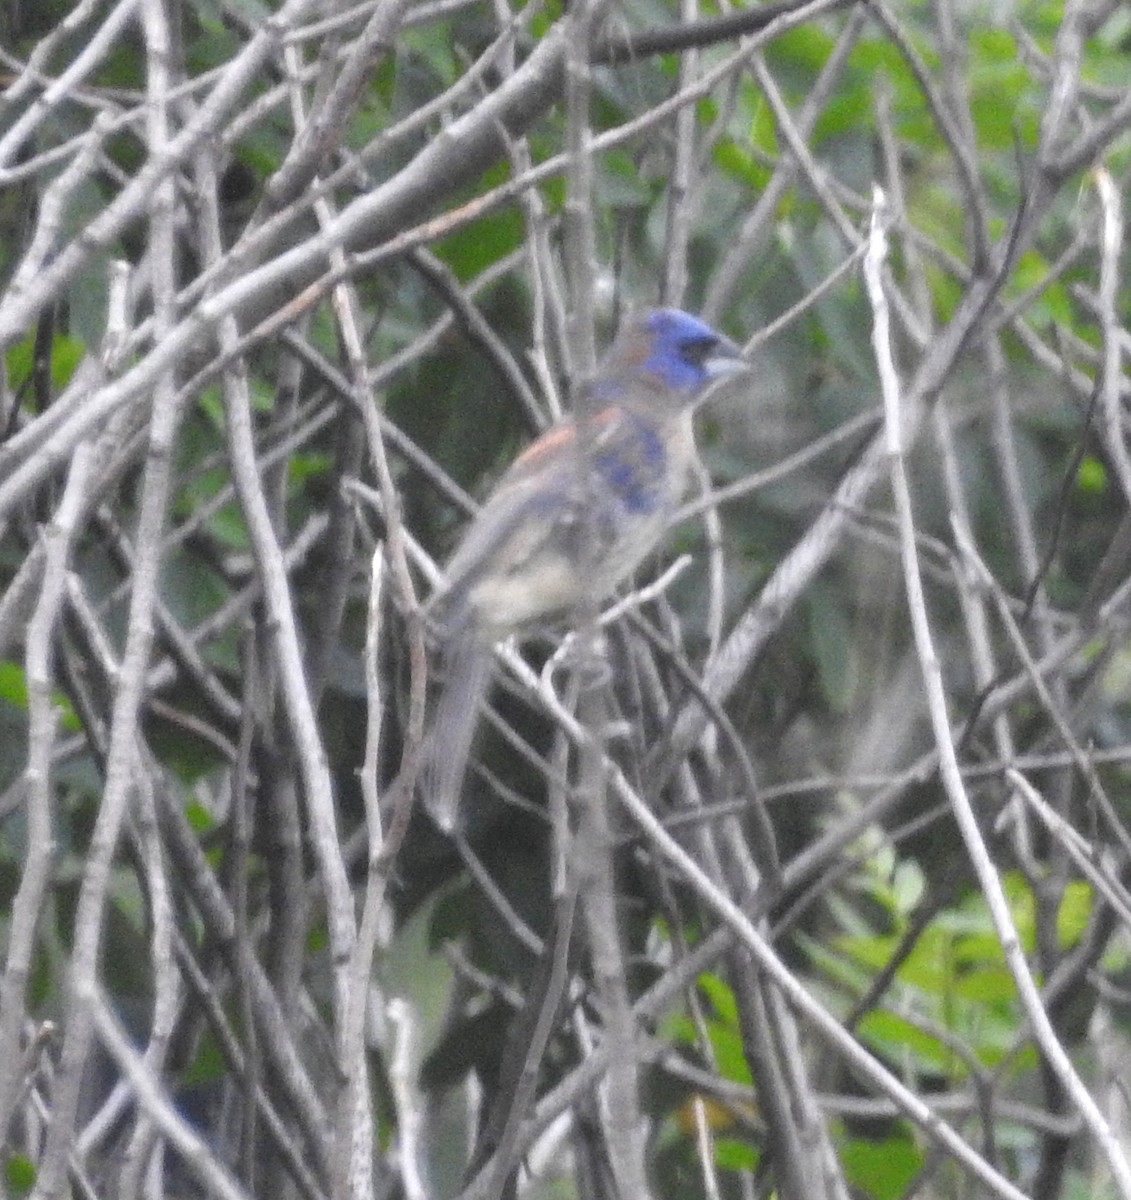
[705,335,749,379]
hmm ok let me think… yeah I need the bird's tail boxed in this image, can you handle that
[424,626,493,833]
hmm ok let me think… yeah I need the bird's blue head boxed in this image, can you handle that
[607,308,746,398]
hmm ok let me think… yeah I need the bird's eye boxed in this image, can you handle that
[680,335,719,365]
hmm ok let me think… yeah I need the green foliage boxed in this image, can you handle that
[824,867,1057,1075]
[712,1137,759,1170]
[967,30,1040,150]
[5,331,85,393]
[1,3,1129,1198]
[841,1136,923,1200]
[435,188,525,280]
[1057,881,1094,950]
[181,1032,227,1088]
[0,661,79,732]
[1077,456,1108,496]
[4,1153,36,1194]
[0,660,31,713]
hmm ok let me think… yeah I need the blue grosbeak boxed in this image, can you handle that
[425,308,747,829]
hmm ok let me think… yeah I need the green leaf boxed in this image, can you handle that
[698,971,738,1025]
[197,386,224,429]
[714,1137,759,1170]
[1009,250,1074,327]
[812,79,870,144]
[3,333,33,388]
[1001,870,1037,950]
[0,661,80,731]
[288,451,332,486]
[206,500,251,551]
[969,32,1036,149]
[185,4,243,73]
[952,930,1009,968]
[184,800,215,833]
[834,930,902,974]
[712,138,769,191]
[4,1153,36,1193]
[49,333,85,389]
[841,1136,922,1200]
[402,20,459,82]
[857,1009,951,1071]
[890,932,953,994]
[953,963,1016,1006]
[749,96,778,158]
[1057,881,1093,950]
[600,149,655,207]
[182,1032,226,1086]
[4,331,85,392]
[1077,456,1107,494]
[669,985,752,1086]
[708,1025,754,1087]
[251,375,275,412]
[0,661,29,710]
[891,861,926,915]
[434,194,523,280]
[769,22,836,74]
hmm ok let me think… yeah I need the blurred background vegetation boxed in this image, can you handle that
[0,0,1130,1198]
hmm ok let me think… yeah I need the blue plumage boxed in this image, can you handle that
[593,412,667,515]
[424,308,747,829]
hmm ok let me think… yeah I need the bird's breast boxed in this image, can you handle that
[591,408,692,515]
[456,409,696,635]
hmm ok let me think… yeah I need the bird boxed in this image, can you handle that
[424,307,748,830]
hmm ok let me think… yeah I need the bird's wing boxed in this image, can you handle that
[434,400,684,629]
[435,442,584,617]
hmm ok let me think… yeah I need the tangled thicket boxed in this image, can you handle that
[1,1,1131,1199]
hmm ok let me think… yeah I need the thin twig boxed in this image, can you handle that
[865,183,1131,1200]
